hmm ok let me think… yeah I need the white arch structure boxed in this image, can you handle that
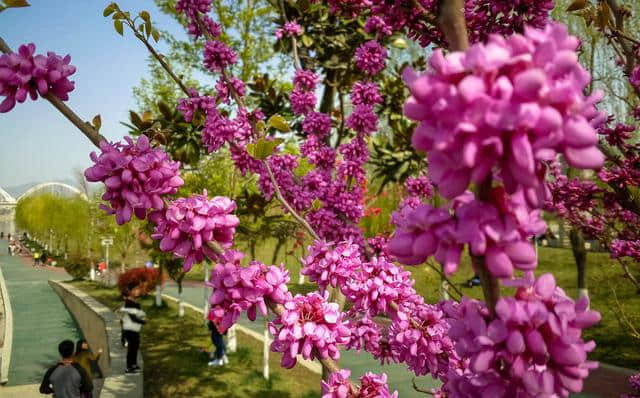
[16,182,87,202]
[0,186,16,204]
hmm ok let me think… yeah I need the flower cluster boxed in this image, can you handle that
[215,76,245,104]
[203,40,237,72]
[404,23,606,207]
[622,373,640,398]
[610,239,640,262]
[389,303,457,378]
[345,104,377,135]
[344,316,391,363]
[630,66,640,91]
[275,21,303,39]
[301,240,362,294]
[343,256,417,318]
[290,69,319,116]
[202,110,252,152]
[0,43,76,112]
[302,111,331,137]
[390,188,545,277]
[177,88,216,122]
[325,0,553,47]
[350,81,382,106]
[321,369,398,398]
[151,191,239,270]
[208,252,290,332]
[354,41,387,76]
[84,135,183,225]
[269,292,351,368]
[443,274,600,397]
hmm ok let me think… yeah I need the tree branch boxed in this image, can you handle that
[437,0,469,51]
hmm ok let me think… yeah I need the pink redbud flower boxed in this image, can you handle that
[302,111,332,137]
[404,23,606,204]
[151,191,239,270]
[351,81,382,106]
[176,0,211,15]
[294,69,319,91]
[345,104,377,135]
[630,66,640,90]
[389,303,457,378]
[290,88,317,115]
[275,21,303,39]
[322,369,398,398]
[84,135,183,225]
[208,252,290,332]
[342,256,417,318]
[269,292,351,368]
[301,240,362,294]
[187,14,221,39]
[0,43,76,112]
[177,88,216,122]
[354,40,387,76]
[443,273,600,397]
[203,40,237,72]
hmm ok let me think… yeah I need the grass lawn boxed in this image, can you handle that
[70,281,321,398]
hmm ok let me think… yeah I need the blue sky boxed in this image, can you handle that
[0,1,187,188]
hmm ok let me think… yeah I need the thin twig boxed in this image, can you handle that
[425,261,463,300]
[412,377,435,395]
[0,36,106,148]
[278,0,302,71]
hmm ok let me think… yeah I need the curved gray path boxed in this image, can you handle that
[0,240,80,386]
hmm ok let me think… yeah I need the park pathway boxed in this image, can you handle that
[0,240,80,386]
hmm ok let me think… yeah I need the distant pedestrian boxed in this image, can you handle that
[1,232,4,239]
[73,339,102,396]
[207,319,228,367]
[33,251,41,266]
[41,249,48,266]
[119,282,146,374]
[40,340,92,398]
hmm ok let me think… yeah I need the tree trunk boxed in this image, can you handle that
[319,69,336,114]
[570,228,588,299]
[250,240,256,260]
[272,238,284,264]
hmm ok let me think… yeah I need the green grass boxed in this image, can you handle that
[70,281,321,398]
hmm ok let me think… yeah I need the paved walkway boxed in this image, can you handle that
[0,240,80,386]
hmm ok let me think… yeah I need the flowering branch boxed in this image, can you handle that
[277,0,302,71]
[0,36,106,148]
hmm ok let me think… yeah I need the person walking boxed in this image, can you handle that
[40,340,93,398]
[73,339,102,394]
[41,249,48,266]
[33,251,41,266]
[207,319,228,366]
[119,282,146,374]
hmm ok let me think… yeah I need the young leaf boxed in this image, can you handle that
[5,0,30,7]
[311,198,323,210]
[142,111,153,122]
[114,19,124,36]
[566,0,587,12]
[92,114,102,131]
[267,114,290,132]
[151,28,160,42]
[103,3,116,17]
[249,138,285,159]
[301,34,313,47]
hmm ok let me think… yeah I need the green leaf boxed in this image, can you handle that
[114,19,124,35]
[248,138,284,159]
[255,120,267,133]
[151,28,160,42]
[301,34,313,47]
[293,158,315,178]
[140,10,152,37]
[103,3,116,17]
[129,111,143,128]
[92,114,102,131]
[392,38,408,49]
[267,114,290,132]
[311,199,323,210]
